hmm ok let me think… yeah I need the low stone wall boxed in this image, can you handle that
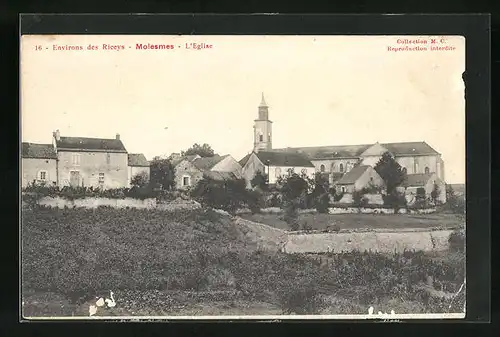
[38,196,157,209]
[156,200,201,211]
[284,229,452,254]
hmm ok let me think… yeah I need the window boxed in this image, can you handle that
[38,171,47,181]
[320,164,325,172]
[106,153,111,165]
[98,173,105,185]
[287,168,294,176]
[414,162,419,173]
[425,167,430,174]
[259,134,263,142]
[341,186,346,193]
[402,167,407,174]
[339,163,344,173]
[182,176,190,186]
[370,177,374,182]
[275,167,281,178]
[268,133,271,141]
[71,153,81,165]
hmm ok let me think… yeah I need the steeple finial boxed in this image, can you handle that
[259,92,267,107]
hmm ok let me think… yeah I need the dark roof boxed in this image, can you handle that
[56,136,127,153]
[254,151,315,168]
[239,153,252,167]
[203,171,242,181]
[128,153,149,167]
[382,142,439,156]
[273,144,370,159]
[192,155,228,171]
[335,165,371,185]
[21,143,57,159]
[403,173,435,187]
[274,141,439,159]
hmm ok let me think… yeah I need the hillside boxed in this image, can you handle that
[22,207,465,317]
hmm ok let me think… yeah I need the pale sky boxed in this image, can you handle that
[21,35,465,183]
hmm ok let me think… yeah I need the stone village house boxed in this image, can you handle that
[171,154,243,190]
[21,130,150,189]
[240,93,447,203]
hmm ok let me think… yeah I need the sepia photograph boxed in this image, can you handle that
[20,34,466,320]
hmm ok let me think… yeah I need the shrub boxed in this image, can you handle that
[448,229,465,253]
[130,171,150,188]
[283,201,299,230]
[333,191,344,202]
[302,221,313,231]
[382,191,407,212]
[247,189,265,214]
[314,193,330,213]
[352,190,364,208]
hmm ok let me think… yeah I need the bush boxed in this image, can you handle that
[282,201,299,230]
[130,171,149,188]
[448,229,465,252]
[314,193,330,213]
[382,191,407,212]
[247,189,265,214]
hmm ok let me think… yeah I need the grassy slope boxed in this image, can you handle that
[22,207,465,317]
[240,212,464,231]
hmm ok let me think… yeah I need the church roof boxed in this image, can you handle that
[335,165,371,185]
[254,151,315,168]
[274,141,439,159]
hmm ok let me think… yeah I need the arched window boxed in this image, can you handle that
[402,167,407,174]
[259,134,263,142]
[320,164,325,172]
[425,167,430,174]
[339,163,344,173]
[275,167,281,178]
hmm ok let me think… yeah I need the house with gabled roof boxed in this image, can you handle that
[128,153,150,187]
[334,165,384,194]
[240,150,316,188]
[172,154,243,189]
[52,130,129,188]
[22,130,152,189]
[21,142,58,187]
[403,172,446,205]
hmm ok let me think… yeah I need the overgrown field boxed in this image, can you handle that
[240,212,465,231]
[22,207,465,317]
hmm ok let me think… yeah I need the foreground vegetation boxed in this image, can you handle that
[22,207,465,317]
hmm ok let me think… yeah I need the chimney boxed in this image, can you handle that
[54,129,60,141]
[116,133,120,140]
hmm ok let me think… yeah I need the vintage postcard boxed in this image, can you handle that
[20,34,466,320]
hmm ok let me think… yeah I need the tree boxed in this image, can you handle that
[430,183,441,205]
[181,143,215,158]
[130,171,149,188]
[374,152,407,195]
[149,158,176,190]
[251,170,268,190]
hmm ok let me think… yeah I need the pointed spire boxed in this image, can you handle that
[259,92,268,107]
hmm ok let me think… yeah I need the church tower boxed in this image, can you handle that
[253,93,273,152]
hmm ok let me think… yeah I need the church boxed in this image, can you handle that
[239,93,446,196]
